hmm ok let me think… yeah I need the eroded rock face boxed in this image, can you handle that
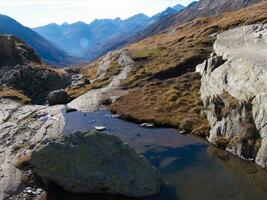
[197,24,267,168]
[0,99,65,200]
[30,131,162,198]
[0,35,71,104]
[0,35,41,66]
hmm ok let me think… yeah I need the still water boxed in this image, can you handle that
[47,110,267,200]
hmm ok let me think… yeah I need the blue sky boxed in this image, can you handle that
[0,0,195,28]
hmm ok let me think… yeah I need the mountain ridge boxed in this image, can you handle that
[0,14,77,66]
[34,3,185,59]
[82,0,261,62]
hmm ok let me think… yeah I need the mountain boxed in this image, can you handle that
[67,0,267,168]
[172,4,186,12]
[82,0,261,62]
[140,0,262,37]
[0,14,76,66]
[34,4,185,59]
[34,14,150,57]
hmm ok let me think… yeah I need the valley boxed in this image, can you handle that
[0,0,267,200]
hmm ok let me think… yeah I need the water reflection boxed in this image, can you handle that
[47,110,267,200]
[208,146,267,198]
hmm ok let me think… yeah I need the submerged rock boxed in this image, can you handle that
[30,131,162,198]
[94,126,106,131]
[140,123,155,128]
[197,24,267,168]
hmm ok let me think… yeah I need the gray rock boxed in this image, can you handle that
[0,99,161,199]
[47,89,70,106]
[197,24,267,168]
[30,131,162,198]
[0,99,65,199]
[68,50,134,112]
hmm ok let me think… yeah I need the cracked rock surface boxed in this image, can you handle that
[197,24,267,168]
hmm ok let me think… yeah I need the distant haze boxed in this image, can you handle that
[0,0,195,27]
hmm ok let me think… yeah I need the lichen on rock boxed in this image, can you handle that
[30,131,162,198]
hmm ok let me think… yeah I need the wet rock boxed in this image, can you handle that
[140,123,155,128]
[94,126,106,131]
[65,106,77,113]
[30,131,162,198]
[47,89,70,106]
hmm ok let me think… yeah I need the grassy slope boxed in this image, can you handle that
[78,1,267,135]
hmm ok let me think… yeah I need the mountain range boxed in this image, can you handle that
[0,0,262,66]
[34,4,185,59]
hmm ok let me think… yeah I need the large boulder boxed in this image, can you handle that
[197,24,267,168]
[47,89,70,105]
[30,131,162,198]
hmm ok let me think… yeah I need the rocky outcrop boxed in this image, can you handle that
[30,131,162,198]
[0,99,65,200]
[197,24,267,168]
[0,99,161,199]
[0,35,41,66]
[0,36,71,104]
[47,89,69,105]
[68,50,134,112]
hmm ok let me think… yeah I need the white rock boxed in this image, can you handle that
[94,126,106,131]
[198,24,267,168]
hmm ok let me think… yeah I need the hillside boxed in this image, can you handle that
[140,0,263,37]
[0,14,76,66]
[68,1,267,136]
[81,0,261,62]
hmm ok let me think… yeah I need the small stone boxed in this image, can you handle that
[111,114,120,118]
[140,123,154,128]
[94,126,106,131]
[26,190,32,194]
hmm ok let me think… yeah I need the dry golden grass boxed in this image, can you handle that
[0,86,31,104]
[72,1,267,136]
[109,2,267,136]
[67,84,93,100]
[110,72,209,136]
[122,1,267,87]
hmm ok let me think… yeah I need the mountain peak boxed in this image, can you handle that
[172,4,185,12]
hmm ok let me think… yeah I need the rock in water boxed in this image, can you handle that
[197,24,267,168]
[47,89,70,106]
[30,131,162,198]
[94,126,106,131]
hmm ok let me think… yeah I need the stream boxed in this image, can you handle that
[47,109,267,200]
